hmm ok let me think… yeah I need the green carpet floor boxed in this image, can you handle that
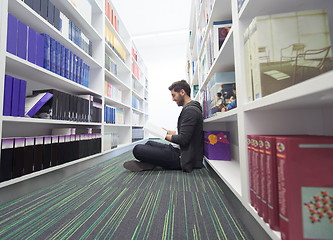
[0,150,253,240]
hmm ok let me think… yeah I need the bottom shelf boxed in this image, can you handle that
[205,158,241,198]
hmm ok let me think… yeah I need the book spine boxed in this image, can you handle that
[276,137,289,240]
[60,45,65,77]
[47,1,54,26]
[28,27,37,64]
[50,37,56,72]
[33,137,43,171]
[11,78,21,117]
[42,136,52,169]
[42,33,50,70]
[18,79,27,117]
[259,136,268,222]
[65,48,70,79]
[7,13,18,55]
[247,135,256,209]
[13,138,25,178]
[1,138,14,182]
[36,33,44,67]
[3,75,13,116]
[251,135,260,211]
[265,136,280,231]
[24,137,35,174]
[17,21,28,60]
[40,0,48,20]
[56,41,61,75]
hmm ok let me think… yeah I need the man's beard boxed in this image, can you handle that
[177,95,185,106]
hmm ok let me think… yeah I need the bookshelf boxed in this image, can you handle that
[0,0,149,186]
[187,0,333,239]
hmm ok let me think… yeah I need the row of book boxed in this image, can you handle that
[244,9,333,101]
[105,25,127,63]
[133,61,140,80]
[104,105,125,125]
[105,0,119,33]
[7,13,91,88]
[198,20,232,88]
[201,72,236,119]
[247,134,333,240]
[103,132,118,151]
[104,81,122,103]
[3,75,27,117]
[132,128,144,142]
[132,95,142,111]
[23,0,93,57]
[105,53,118,76]
[30,89,102,123]
[42,33,90,87]
[1,130,101,182]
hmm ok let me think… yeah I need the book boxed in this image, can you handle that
[3,75,13,116]
[1,138,14,182]
[42,33,50,70]
[33,136,43,171]
[56,41,61,75]
[258,136,268,221]
[264,135,280,231]
[13,138,25,178]
[213,20,232,59]
[276,135,333,240]
[24,137,34,174]
[36,33,44,67]
[51,135,58,166]
[144,122,167,139]
[40,0,47,20]
[11,78,21,117]
[28,27,37,64]
[7,13,18,55]
[42,136,52,169]
[247,135,256,209]
[32,0,41,14]
[47,1,54,26]
[25,92,53,117]
[17,21,28,60]
[50,37,56,72]
[203,131,231,160]
[246,9,333,100]
[18,79,27,117]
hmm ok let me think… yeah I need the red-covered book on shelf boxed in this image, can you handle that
[251,135,260,212]
[259,135,268,222]
[264,135,280,231]
[247,135,256,209]
[276,135,333,240]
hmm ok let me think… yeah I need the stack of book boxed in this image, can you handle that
[104,81,122,102]
[105,0,119,33]
[104,105,125,125]
[105,53,118,76]
[247,134,333,240]
[105,25,127,63]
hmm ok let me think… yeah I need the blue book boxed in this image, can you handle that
[28,27,37,64]
[60,45,65,77]
[17,21,28,60]
[69,51,74,81]
[7,13,18,55]
[64,48,70,79]
[78,58,83,85]
[73,55,78,83]
[3,75,13,116]
[50,37,56,72]
[41,33,50,70]
[56,41,61,74]
[18,79,27,117]
[11,78,21,117]
[36,33,44,67]
[85,65,90,87]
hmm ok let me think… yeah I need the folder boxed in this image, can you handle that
[24,0,33,9]
[7,13,18,55]
[64,48,70,79]
[1,138,14,182]
[28,27,37,64]
[17,21,28,60]
[25,92,53,118]
[42,136,52,169]
[64,135,71,162]
[58,135,65,164]
[32,0,41,14]
[40,0,48,20]
[11,78,21,117]
[50,37,56,72]
[18,79,27,117]
[33,136,43,171]
[56,41,61,75]
[47,1,54,26]
[3,75,13,116]
[41,33,50,70]
[13,138,25,178]
[54,7,60,30]
[51,135,58,166]
[24,137,34,174]
[36,33,44,67]
[60,45,65,77]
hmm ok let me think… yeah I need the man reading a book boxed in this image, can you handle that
[123,80,204,173]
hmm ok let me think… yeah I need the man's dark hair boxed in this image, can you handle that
[168,80,191,97]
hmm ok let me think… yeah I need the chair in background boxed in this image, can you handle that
[280,43,305,68]
[258,46,270,63]
[292,46,332,83]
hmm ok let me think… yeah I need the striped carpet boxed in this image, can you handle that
[0,150,253,240]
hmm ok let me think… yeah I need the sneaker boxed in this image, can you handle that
[123,160,155,172]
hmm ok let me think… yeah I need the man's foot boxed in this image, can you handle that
[123,160,155,172]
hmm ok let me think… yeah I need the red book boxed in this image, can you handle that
[259,135,268,222]
[276,135,333,240]
[251,135,260,211]
[247,135,256,209]
[264,136,280,231]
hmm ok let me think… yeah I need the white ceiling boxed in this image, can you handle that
[111,0,193,129]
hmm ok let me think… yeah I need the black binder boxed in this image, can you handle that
[42,136,52,169]
[51,135,58,166]
[13,138,25,178]
[33,136,43,171]
[24,137,34,174]
[1,138,14,182]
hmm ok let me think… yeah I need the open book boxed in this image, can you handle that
[144,121,167,139]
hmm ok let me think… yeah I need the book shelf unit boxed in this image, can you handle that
[0,0,149,187]
[187,0,333,239]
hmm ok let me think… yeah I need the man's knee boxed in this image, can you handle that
[133,144,143,158]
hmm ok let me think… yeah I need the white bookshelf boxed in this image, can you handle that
[187,0,333,239]
[0,0,149,185]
